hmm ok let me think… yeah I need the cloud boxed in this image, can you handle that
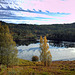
[0,9,71,24]
[0,0,75,24]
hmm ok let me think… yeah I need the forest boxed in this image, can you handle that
[0,21,75,42]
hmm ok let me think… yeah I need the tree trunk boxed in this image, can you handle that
[44,61,47,66]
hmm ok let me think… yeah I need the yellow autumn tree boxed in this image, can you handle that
[40,36,52,66]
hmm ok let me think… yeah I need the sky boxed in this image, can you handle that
[0,0,75,24]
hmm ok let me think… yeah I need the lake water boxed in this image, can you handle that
[17,40,75,61]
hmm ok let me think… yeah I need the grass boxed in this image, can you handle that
[0,60,75,75]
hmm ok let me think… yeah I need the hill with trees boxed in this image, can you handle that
[0,21,75,42]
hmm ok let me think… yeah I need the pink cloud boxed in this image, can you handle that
[17,0,75,24]
[29,0,75,13]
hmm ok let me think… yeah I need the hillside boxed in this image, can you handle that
[0,21,75,42]
[0,60,75,75]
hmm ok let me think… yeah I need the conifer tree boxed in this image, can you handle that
[0,24,18,67]
[40,36,52,66]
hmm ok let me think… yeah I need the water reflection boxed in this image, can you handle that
[17,42,75,61]
[15,40,39,46]
[49,40,75,48]
[16,40,75,48]
[16,39,75,61]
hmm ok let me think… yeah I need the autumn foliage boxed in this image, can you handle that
[40,36,52,66]
[0,24,18,67]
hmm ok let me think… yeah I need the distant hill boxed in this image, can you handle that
[0,21,75,42]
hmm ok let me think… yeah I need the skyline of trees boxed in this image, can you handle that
[0,21,75,42]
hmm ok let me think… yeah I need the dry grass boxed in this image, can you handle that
[0,60,75,75]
